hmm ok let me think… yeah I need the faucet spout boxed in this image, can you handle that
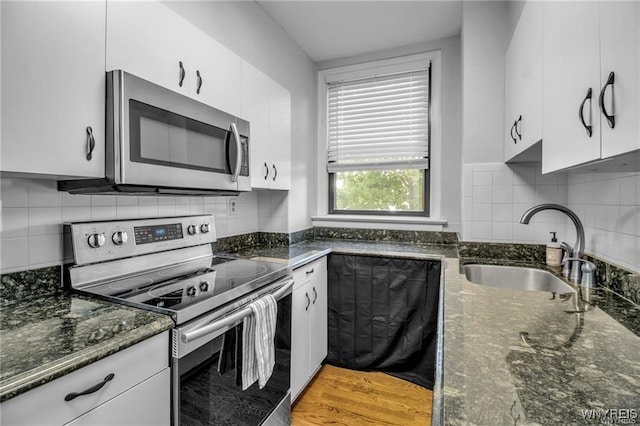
[519,204,585,282]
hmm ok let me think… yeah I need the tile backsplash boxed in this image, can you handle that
[463,163,640,273]
[0,177,261,273]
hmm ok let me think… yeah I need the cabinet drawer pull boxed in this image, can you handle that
[196,70,203,95]
[85,126,95,161]
[178,61,186,87]
[514,115,522,140]
[305,268,314,276]
[272,164,277,181]
[510,120,517,144]
[264,162,269,180]
[578,87,593,137]
[305,293,310,311]
[312,286,317,304]
[599,71,615,129]
[64,373,115,401]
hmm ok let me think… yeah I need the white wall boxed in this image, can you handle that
[163,1,317,233]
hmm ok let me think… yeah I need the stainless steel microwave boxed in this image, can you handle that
[59,70,250,196]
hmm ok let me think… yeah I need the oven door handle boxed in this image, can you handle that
[181,278,293,344]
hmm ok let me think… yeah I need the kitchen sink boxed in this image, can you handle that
[464,264,576,293]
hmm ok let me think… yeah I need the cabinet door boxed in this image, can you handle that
[241,62,272,189]
[64,369,170,426]
[106,1,191,95]
[1,1,105,177]
[290,281,310,401]
[504,0,542,162]
[599,1,640,158]
[268,81,292,190]
[542,2,601,173]
[308,258,328,374]
[196,39,242,115]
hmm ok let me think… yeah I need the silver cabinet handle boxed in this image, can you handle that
[305,292,310,311]
[178,61,186,87]
[272,164,277,181]
[579,88,593,137]
[229,123,241,183]
[305,268,314,276]
[86,126,95,161]
[312,286,317,304]
[264,162,269,180]
[196,70,203,95]
[65,374,114,401]
[599,71,615,129]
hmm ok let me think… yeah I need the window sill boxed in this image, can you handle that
[311,215,447,231]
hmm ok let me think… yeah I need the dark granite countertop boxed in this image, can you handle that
[233,240,640,425]
[0,287,173,402]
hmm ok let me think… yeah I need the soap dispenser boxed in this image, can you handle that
[546,232,562,267]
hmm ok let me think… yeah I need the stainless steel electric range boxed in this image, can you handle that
[64,215,293,426]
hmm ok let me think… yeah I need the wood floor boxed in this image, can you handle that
[291,365,433,426]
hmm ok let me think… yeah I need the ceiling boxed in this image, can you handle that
[256,1,463,63]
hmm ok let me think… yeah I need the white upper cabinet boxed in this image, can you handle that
[542,1,639,173]
[240,62,291,190]
[106,1,241,115]
[598,1,640,159]
[504,0,542,162]
[1,1,106,178]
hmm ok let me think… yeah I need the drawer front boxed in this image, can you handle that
[64,369,170,426]
[293,257,326,291]
[1,332,169,426]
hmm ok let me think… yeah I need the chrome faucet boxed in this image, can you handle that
[519,204,585,283]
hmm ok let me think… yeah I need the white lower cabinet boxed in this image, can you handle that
[291,257,328,402]
[0,332,170,426]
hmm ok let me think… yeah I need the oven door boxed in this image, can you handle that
[173,279,292,426]
[108,70,250,192]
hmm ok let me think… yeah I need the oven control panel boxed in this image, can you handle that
[66,215,216,266]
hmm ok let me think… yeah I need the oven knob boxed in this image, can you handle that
[187,225,199,235]
[199,281,209,292]
[186,286,197,297]
[200,223,210,234]
[87,233,106,248]
[112,231,128,246]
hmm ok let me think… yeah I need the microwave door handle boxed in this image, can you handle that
[229,122,242,183]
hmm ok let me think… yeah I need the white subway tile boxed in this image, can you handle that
[618,205,638,236]
[157,197,176,206]
[471,221,492,240]
[175,204,191,215]
[28,180,61,207]
[535,171,559,186]
[535,185,560,204]
[493,170,513,187]
[0,237,29,272]
[158,204,176,217]
[138,204,159,217]
[62,192,91,207]
[492,222,512,241]
[116,205,139,219]
[604,178,621,206]
[0,208,29,238]
[462,221,473,241]
[190,203,204,215]
[472,203,492,221]
[605,205,620,232]
[62,206,92,223]
[116,196,139,206]
[138,197,158,206]
[492,204,512,222]
[512,222,535,243]
[28,207,63,236]
[174,197,190,205]
[472,171,493,186]
[215,219,229,236]
[472,186,492,204]
[29,234,63,266]
[91,195,116,206]
[619,176,637,205]
[618,233,638,270]
[463,197,473,221]
[463,166,473,198]
[1,178,29,207]
[513,185,536,204]
[594,206,607,230]
[91,206,117,221]
[493,186,514,204]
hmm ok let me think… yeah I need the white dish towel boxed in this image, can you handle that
[242,293,277,390]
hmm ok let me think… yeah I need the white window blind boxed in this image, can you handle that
[327,65,430,173]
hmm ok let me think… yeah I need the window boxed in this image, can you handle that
[326,61,431,216]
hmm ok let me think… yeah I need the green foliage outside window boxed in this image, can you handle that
[334,169,424,212]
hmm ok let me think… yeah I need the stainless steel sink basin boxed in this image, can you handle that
[464,264,575,293]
